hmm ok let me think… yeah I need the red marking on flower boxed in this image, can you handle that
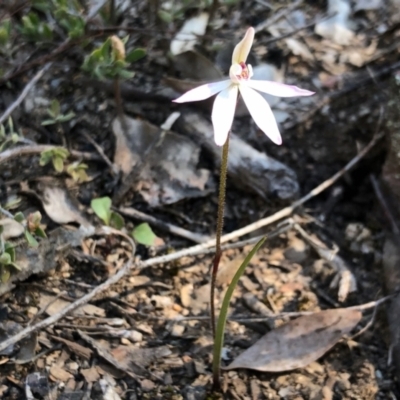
[238,62,250,80]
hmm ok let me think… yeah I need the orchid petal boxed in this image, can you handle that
[239,85,282,145]
[173,80,231,103]
[246,80,315,98]
[211,85,238,146]
[232,27,255,64]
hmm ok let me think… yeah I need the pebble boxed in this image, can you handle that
[170,323,185,337]
[284,235,309,263]
[140,379,156,392]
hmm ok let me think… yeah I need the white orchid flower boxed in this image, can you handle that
[173,27,315,146]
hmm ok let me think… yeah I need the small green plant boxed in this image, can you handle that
[0,210,46,283]
[25,211,47,242]
[82,36,145,80]
[54,9,86,39]
[20,12,53,42]
[0,241,20,283]
[67,161,89,183]
[0,118,23,152]
[90,197,124,229]
[31,0,86,39]
[42,99,75,126]
[39,147,70,173]
[132,223,158,246]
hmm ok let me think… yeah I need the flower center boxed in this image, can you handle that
[238,62,250,79]
[229,62,253,84]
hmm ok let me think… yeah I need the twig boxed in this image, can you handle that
[81,131,118,175]
[0,63,52,125]
[254,0,303,33]
[132,295,393,323]
[370,174,400,235]
[118,206,210,243]
[138,131,384,270]
[0,144,100,165]
[0,206,15,219]
[0,259,134,354]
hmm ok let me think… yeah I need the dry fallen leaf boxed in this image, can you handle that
[38,185,90,226]
[112,115,212,206]
[81,366,101,383]
[223,308,361,372]
[0,218,24,240]
[49,364,73,382]
[172,51,222,81]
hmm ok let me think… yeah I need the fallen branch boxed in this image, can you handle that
[0,63,52,125]
[118,206,211,244]
[0,144,100,165]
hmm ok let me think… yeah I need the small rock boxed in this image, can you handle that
[180,284,193,308]
[170,323,185,337]
[128,330,143,342]
[284,234,309,263]
[141,379,156,392]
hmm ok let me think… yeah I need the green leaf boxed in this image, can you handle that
[132,223,157,246]
[110,211,124,230]
[50,99,60,118]
[0,266,10,283]
[158,10,173,23]
[41,119,56,126]
[100,38,111,59]
[4,245,15,262]
[0,252,11,265]
[14,212,25,223]
[91,197,112,225]
[57,112,75,122]
[125,48,146,63]
[25,231,39,248]
[40,150,53,166]
[52,155,64,173]
[35,227,47,238]
[213,237,266,380]
[54,147,69,158]
[118,69,135,79]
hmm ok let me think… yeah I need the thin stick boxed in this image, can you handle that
[138,131,384,270]
[211,136,230,337]
[0,259,133,354]
[81,131,118,175]
[118,206,210,243]
[0,206,15,219]
[0,144,100,165]
[0,63,52,125]
[254,0,302,33]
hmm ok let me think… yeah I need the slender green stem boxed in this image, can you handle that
[212,237,266,389]
[210,135,230,338]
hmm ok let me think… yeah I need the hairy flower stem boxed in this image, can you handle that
[211,135,230,338]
